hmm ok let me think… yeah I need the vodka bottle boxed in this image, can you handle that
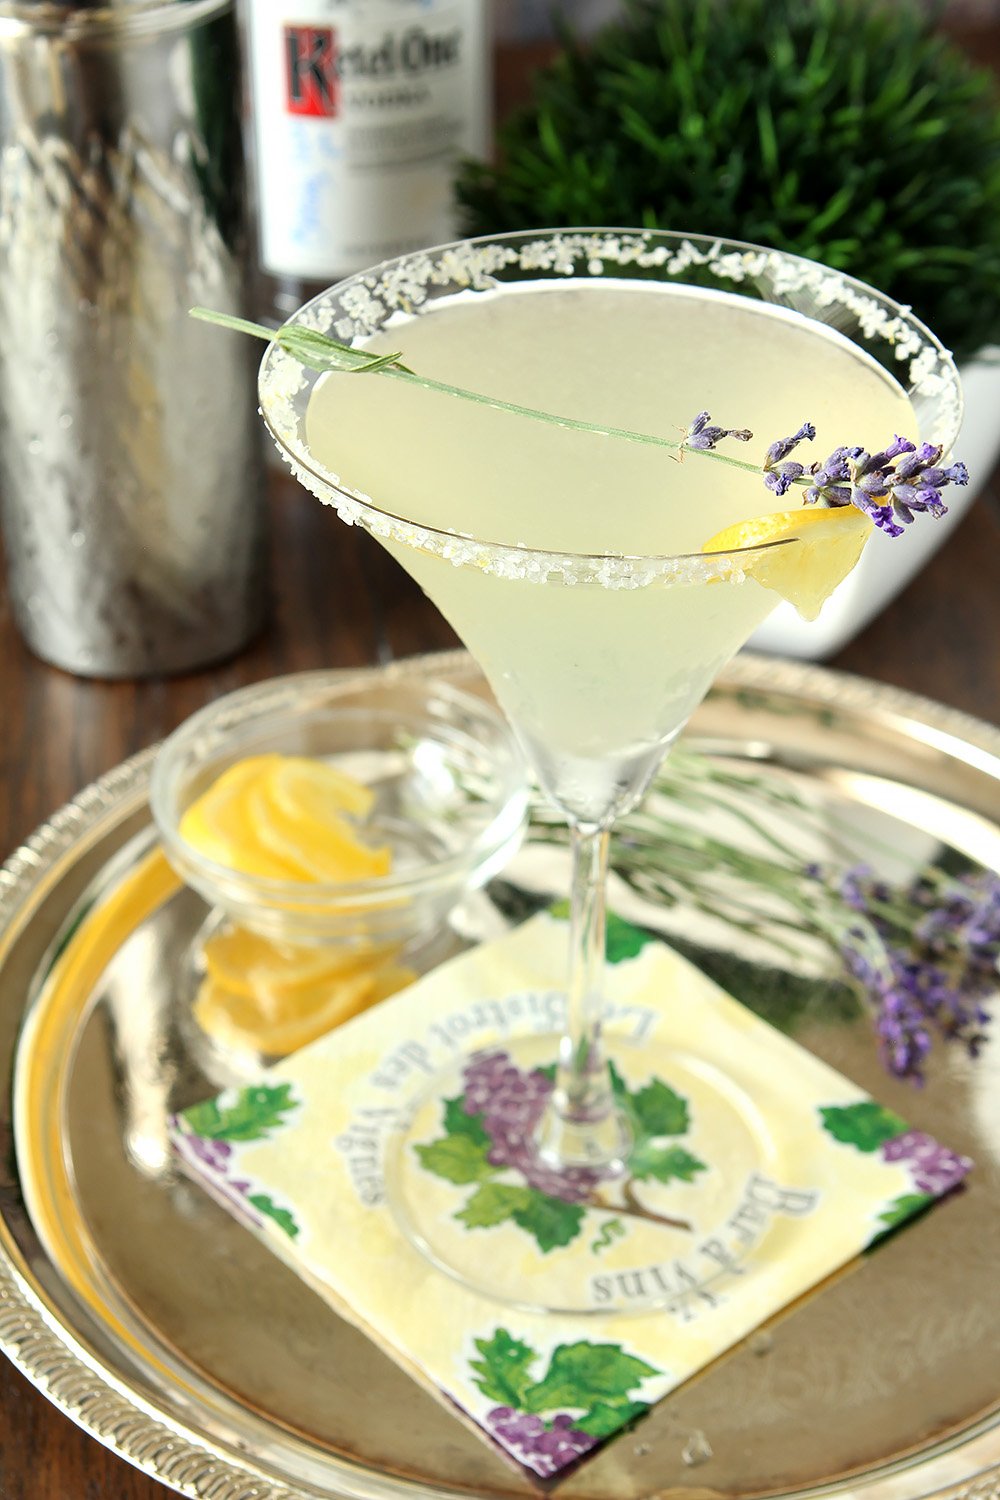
[242,0,491,320]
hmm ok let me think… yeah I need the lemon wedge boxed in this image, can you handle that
[703,506,873,620]
[194,924,417,1055]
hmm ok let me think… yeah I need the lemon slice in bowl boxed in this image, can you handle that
[268,756,375,823]
[249,778,391,882]
[179,752,389,883]
[703,505,873,620]
[179,756,306,880]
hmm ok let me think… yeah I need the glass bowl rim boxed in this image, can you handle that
[257,224,964,573]
[149,672,530,906]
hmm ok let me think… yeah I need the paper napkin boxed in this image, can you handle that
[171,911,970,1482]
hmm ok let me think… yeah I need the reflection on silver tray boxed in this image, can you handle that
[1,650,999,1500]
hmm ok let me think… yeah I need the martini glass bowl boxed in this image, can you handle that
[257,229,962,1313]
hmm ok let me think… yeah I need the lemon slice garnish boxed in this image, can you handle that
[703,505,873,620]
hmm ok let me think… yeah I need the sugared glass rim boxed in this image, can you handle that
[258,227,963,588]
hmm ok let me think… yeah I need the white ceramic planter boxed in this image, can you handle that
[749,352,1000,660]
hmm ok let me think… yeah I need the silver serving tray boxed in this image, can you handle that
[1,650,999,1500]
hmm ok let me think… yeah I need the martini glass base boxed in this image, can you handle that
[533,1092,632,1181]
[386,1033,776,1316]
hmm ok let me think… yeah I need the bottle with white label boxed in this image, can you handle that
[241,0,491,320]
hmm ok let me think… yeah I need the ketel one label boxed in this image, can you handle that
[247,0,491,281]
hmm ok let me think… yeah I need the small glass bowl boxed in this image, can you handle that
[150,672,530,950]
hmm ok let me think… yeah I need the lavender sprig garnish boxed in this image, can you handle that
[530,750,997,1085]
[763,421,816,496]
[191,308,969,534]
[766,426,971,537]
[684,410,753,450]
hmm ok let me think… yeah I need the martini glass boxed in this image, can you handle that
[258,230,961,1313]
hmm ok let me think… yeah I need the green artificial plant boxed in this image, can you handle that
[459,0,1000,364]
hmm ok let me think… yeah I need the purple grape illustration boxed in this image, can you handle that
[487,1406,598,1477]
[881,1129,971,1194]
[462,1051,600,1203]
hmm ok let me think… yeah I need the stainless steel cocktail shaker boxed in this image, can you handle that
[0,0,266,678]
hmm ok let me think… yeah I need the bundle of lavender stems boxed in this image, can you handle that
[530,749,997,1084]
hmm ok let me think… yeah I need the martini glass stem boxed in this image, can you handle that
[535,822,631,1175]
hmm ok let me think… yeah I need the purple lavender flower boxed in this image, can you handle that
[806,858,994,1084]
[881,1130,971,1195]
[763,421,815,496]
[805,445,867,512]
[764,462,806,497]
[679,402,967,536]
[463,1050,600,1203]
[886,445,968,524]
[841,940,934,1082]
[684,410,753,451]
[838,864,892,912]
[914,870,1000,988]
[803,437,968,537]
[906,871,997,1056]
[896,954,987,1055]
[839,931,989,1084]
[765,422,817,466]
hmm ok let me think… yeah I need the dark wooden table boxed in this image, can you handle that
[1,465,999,1500]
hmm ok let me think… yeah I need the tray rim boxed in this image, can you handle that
[2,647,1000,1500]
